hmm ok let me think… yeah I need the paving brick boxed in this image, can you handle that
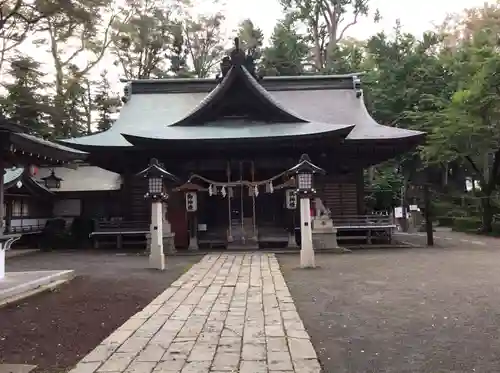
[73,254,321,372]
[69,362,101,373]
[97,353,135,372]
[292,358,322,373]
[153,359,185,372]
[267,351,293,371]
[239,360,268,373]
[211,352,239,371]
[179,361,210,373]
[187,343,217,361]
[135,344,166,362]
[288,338,317,360]
[81,345,118,363]
[125,361,157,373]
[241,343,266,360]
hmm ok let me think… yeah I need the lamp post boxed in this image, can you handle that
[136,159,177,270]
[287,154,325,268]
[41,169,62,189]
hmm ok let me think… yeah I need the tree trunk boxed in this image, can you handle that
[480,194,493,232]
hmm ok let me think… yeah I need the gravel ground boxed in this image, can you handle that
[0,251,202,373]
[278,245,500,373]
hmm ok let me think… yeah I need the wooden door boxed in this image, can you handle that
[167,193,189,248]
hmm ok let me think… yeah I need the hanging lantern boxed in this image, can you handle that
[254,185,259,197]
[221,186,227,198]
[135,158,178,201]
[208,184,214,196]
[41,169,63,189]
[286,154,325,197]
[228,187,234,198]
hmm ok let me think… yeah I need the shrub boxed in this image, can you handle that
[452,217,482,232]
[437,216,454,227]
[40,218,69,250]
[70,217,94,248]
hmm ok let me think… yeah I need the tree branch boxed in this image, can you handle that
[337,11,360,42]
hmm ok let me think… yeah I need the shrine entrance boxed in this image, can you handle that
[229,161,257,246]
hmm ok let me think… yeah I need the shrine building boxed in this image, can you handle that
[47,42,424,249]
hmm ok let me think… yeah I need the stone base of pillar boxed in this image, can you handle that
[188,236,199,251]
[163,233,176,254]
[300,247,315,268]
[312,216,339,250]
[149,251,165,270]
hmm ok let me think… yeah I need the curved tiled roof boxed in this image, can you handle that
[60,73,423,149]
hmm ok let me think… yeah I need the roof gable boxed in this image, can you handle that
[171,47,306,126]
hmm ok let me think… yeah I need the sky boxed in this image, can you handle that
[14,0,494,96]
[221,0,492,40]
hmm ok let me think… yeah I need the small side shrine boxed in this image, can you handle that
[0,117,86,286]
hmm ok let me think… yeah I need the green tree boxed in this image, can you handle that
[424,45,500,232]
[261,15,308,76]
[182,12,225,78]
[110,0,184,79]
[236,19,264,60]
[279,0,379,71]
[364,162,403,212]
[34,0,122,137]
[94,70,120,132]
[1,55,50,135]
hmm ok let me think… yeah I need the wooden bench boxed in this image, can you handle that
[90,221,149,249]
[333,215,396,244]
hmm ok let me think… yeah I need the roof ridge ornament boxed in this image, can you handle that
[352,75,362,98]
[121,83,131,103]
[217,37,260,81]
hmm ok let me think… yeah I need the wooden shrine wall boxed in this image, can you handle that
[318,170,364,217]
[123,172,149,221]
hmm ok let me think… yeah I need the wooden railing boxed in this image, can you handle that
[6,223,46,234]
[332,214,394,228]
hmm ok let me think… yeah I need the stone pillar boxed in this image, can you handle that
[188,213,198,251]
[149,201,165,270]
[0,245,5,280]
[299,197,315,268]
[162,202,176,254]
[287,231,299,249]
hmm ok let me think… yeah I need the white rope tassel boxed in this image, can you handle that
[221,186,227,198]
[228,187,234,198]
[266,182,274,193]
[208,184,214,196]
[254,185,259,197]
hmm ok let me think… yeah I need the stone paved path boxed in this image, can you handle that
[69,253,321,373]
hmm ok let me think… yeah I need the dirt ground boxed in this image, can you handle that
[278,244,500,373]
[0,251,201,373]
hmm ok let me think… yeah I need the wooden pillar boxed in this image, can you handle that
[356,169,365,215]
[0,158,4,234]
[251,160,257,240]
[227,161,232,242]
[5,199,11,234]
[424,183,434,246]
[239,161,244,239]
